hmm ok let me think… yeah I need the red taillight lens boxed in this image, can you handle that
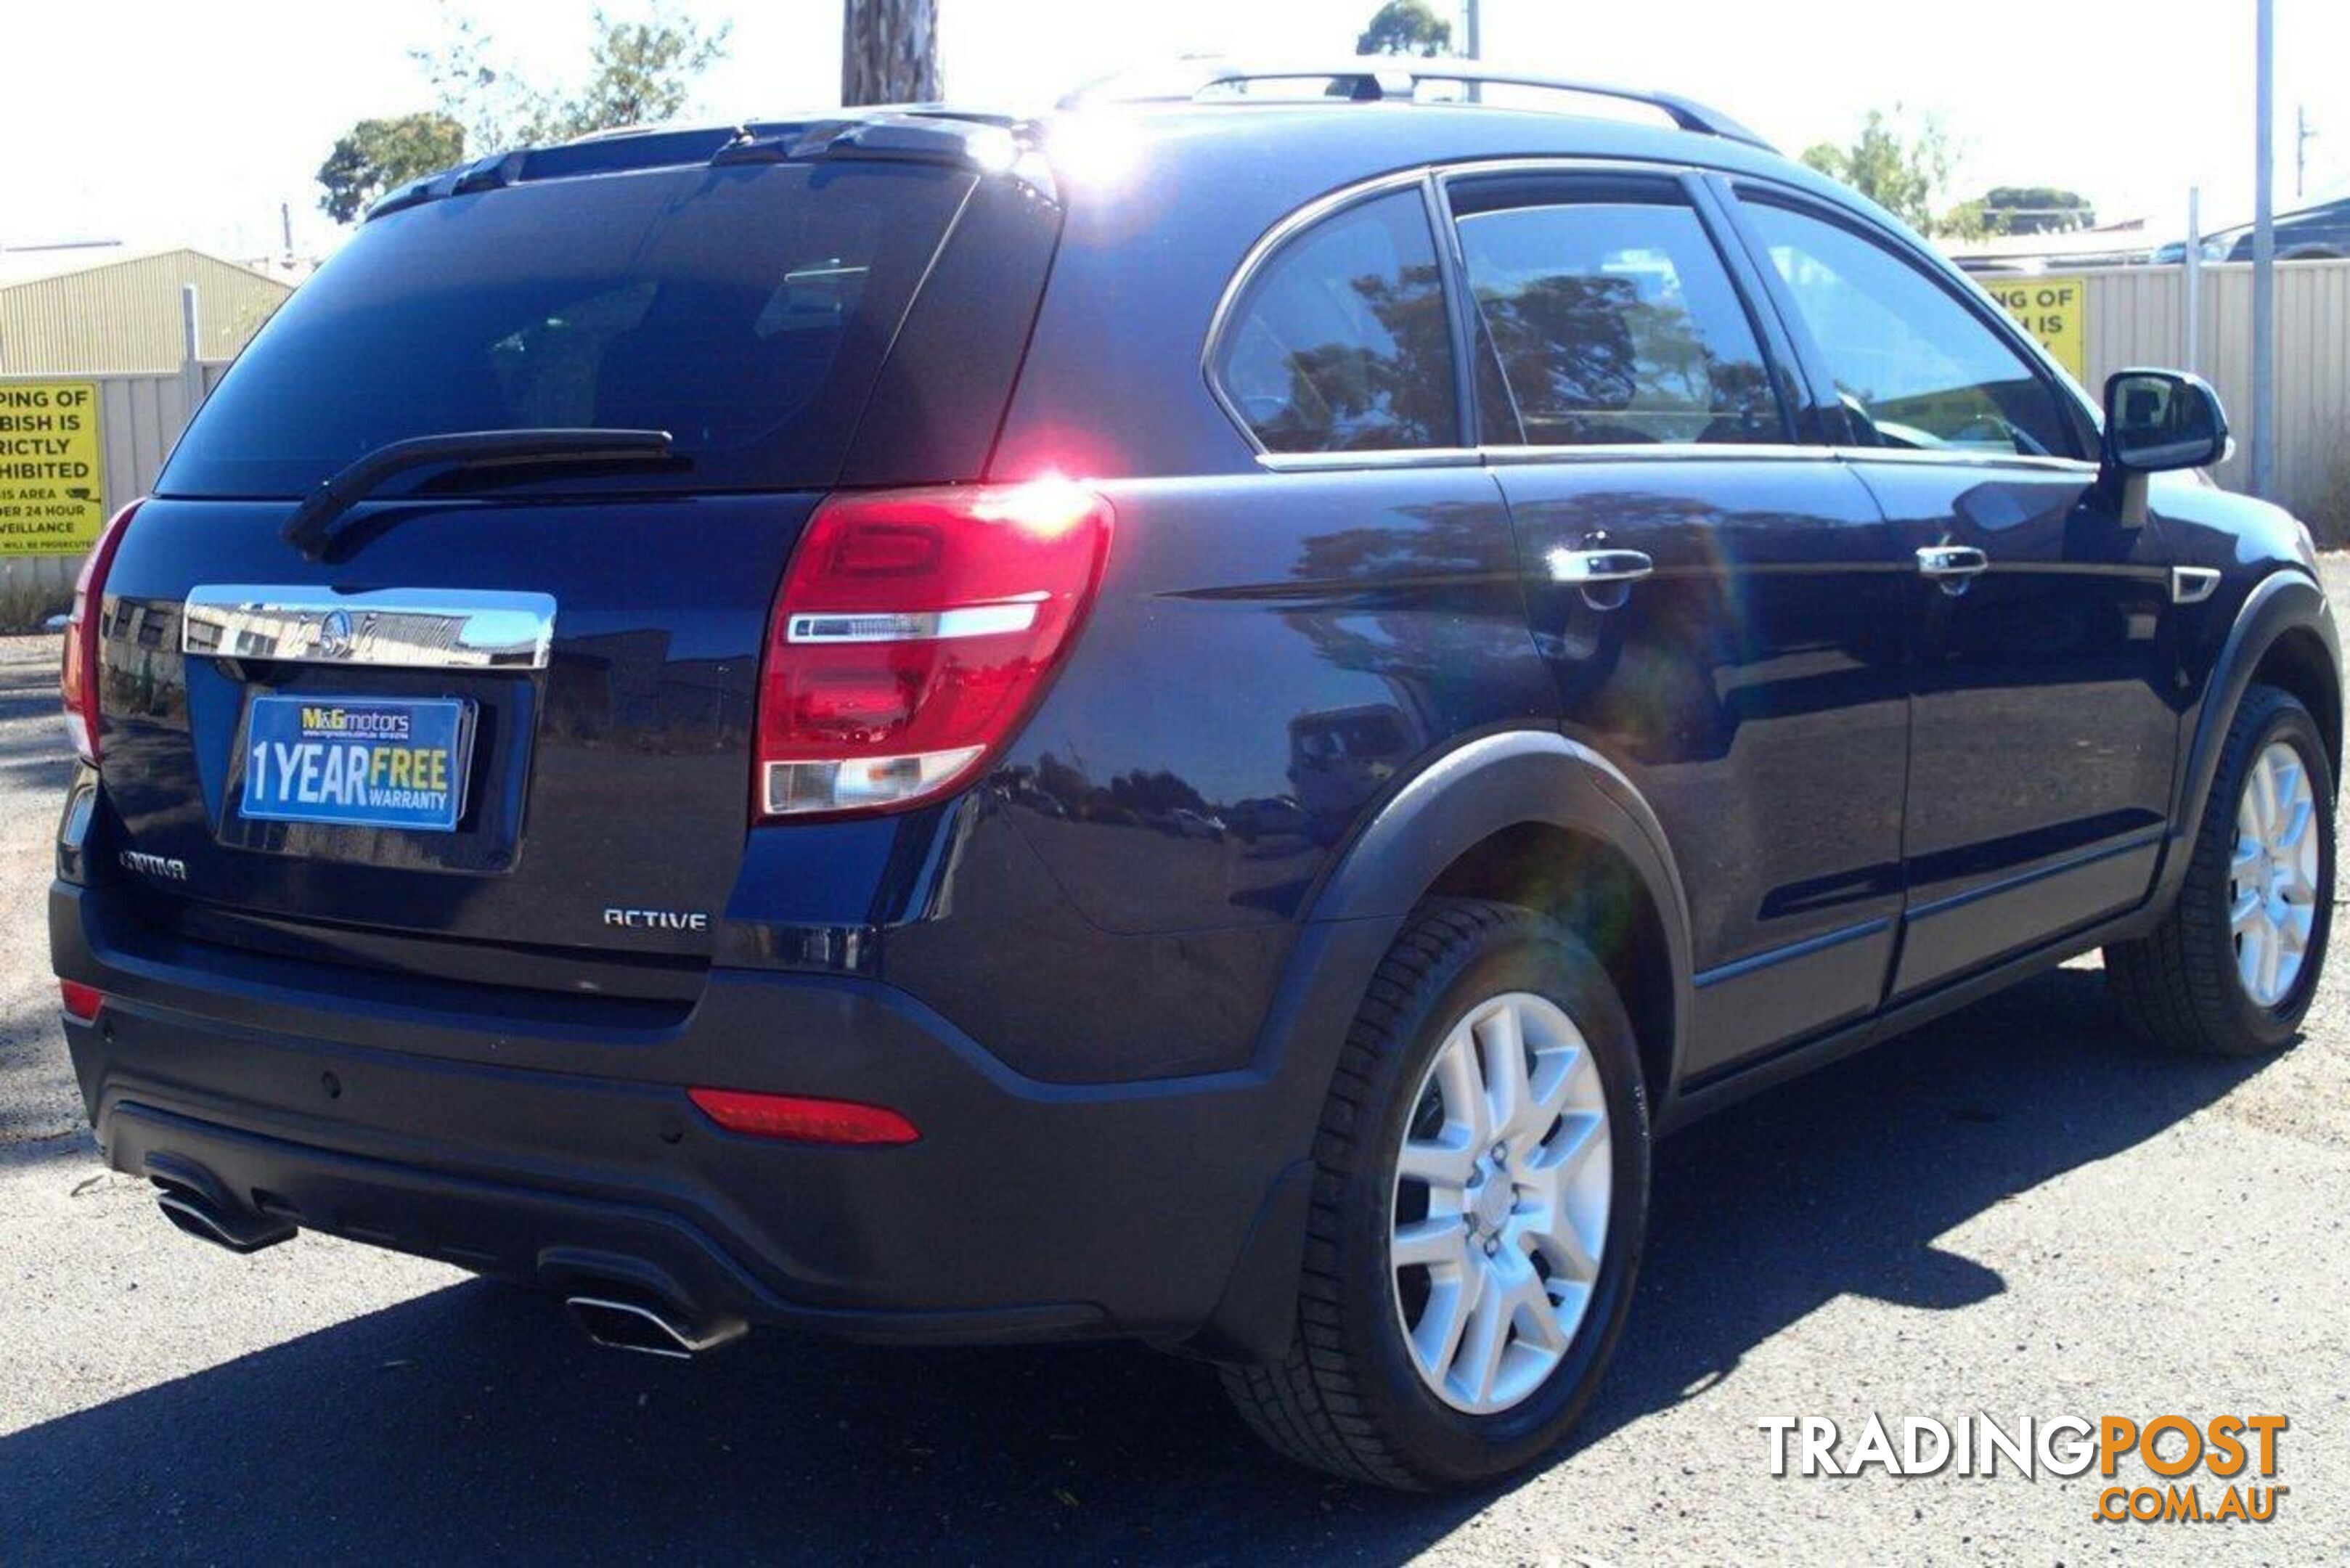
[59,980,103,1021]
[687,1087,920,1146]
[61,500,143,767]
[754,478,1112,819]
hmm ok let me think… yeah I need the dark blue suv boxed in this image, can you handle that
[49,62,2340,1488]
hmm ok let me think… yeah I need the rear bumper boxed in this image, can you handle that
[51,880,1332,1353]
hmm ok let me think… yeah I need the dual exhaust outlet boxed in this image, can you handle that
[154,1183,746,1358]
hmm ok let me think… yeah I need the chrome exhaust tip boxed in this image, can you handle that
[156,1188,296,1254]
[564,1294,746,1359]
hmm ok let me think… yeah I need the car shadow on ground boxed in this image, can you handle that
[0,965,2272,1562]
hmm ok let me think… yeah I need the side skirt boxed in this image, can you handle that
[1655,900,2163,1135]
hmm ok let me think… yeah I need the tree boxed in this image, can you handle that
[319,5,731,223]
[1356,0,1453,56]
[314,113,467,224]
[546,7,731,139]
[413,3,729,151]
[317,7,723,223]
[1974,184,2097,235]
[1800,109,1979,239]
[842,0,941,106]
[412,11,529,150]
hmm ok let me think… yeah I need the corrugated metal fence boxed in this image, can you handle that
[0,362,228,612]
[2077,257,2350,517]
[3,260,2347,621]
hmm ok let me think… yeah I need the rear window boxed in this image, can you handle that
[160,161,976,497]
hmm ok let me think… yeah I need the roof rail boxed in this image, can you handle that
[1058,59,1774,152]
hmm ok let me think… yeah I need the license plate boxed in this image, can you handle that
[241,695,475,833]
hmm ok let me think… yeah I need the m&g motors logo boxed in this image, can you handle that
[1762,1412,2288,1525]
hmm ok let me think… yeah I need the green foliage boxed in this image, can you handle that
[1975,185,2097,235]
[1800,108,1979,239]
[542,7,732,141]
[319,5,730,225]
[314,113,468,224]
[413,2,730,152]
[1357,0,1453,56]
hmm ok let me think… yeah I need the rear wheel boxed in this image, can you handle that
[2108,685,2335,1055]
[1220,899,1649,1489]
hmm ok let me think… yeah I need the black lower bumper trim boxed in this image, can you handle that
[105,1101,1107,1346]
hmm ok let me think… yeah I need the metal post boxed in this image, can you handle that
[1463,0,1480,58]
[2251,0,2277,499]
[2183,186,2202,377]
[180,283,204,414]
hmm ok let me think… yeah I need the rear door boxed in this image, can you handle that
[1728,189,2179,996]
[94,154,1033,987]
[1444,167,1915,1079]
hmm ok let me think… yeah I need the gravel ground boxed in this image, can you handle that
[3,563,2348,1563]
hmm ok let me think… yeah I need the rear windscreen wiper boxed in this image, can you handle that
[281,428,674,558]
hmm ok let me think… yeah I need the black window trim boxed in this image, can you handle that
[1432,163,1800,451]
[1717,177,2103,465]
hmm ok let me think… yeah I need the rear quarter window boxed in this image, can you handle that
[160,161,976,497]
[1212,189,1459,454]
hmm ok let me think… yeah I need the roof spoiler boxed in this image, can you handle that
[367,112,1048,224]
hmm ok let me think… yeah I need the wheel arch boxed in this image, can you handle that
[2159,567,2343,910]
[2182,570,2341,813]
[1188,728,1694,1366]
[1302,729,1695,1107]
[2250,623,2342,775]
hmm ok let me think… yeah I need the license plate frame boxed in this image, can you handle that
[239,694,477,834]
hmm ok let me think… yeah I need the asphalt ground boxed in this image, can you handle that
[2,568,2346,1564]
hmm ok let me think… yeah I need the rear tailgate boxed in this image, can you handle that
[99,494,812,973]
[78,142,1058,993]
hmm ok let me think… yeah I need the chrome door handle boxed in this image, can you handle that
[1916,545,1989,581]
[1547,548,1655,586]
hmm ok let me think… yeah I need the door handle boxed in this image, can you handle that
[1547,548,1655,587]
[1916,545,1989,591]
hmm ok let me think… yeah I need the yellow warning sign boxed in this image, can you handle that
[0,381,105,555]
[1984,275,2086,383]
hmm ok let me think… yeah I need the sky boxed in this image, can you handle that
[3,0,2344,261]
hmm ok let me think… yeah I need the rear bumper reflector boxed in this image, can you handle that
[60,979,104,1021]
[686,1086,920,1146]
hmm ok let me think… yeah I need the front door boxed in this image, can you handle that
[1443,168,1916,1078]
[1731,192,2180,997]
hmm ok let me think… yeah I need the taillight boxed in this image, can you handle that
[754,477,1112,819]
[60,500,142,766]
[687,1087,920,1146]
[59,979,103,1022]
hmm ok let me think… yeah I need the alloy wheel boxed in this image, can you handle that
[1389,991,1611,1415]
[2231,739,2320,1008]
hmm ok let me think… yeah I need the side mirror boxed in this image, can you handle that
[2104,369,2229,473]
[2099,369,2229,528]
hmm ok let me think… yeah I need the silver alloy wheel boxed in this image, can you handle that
[1390,990,1610,1415]
[2232,739,2320,1008]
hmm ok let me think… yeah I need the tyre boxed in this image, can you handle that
[1221,899,1651,1490]
[2108,684,2335,1055]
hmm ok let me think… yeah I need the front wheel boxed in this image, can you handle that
[2108,684,2335,1055]
[1220,899,1650,1490]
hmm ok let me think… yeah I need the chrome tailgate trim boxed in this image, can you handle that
[179,586,556,671]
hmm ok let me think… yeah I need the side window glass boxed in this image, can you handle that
[1215,190,1458,452]
[1454,199,1782,446]
[1740,200,2078,458]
